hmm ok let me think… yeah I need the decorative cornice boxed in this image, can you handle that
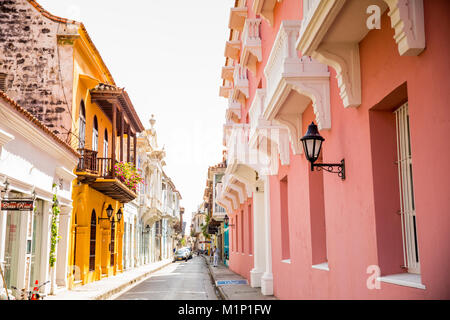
[384,0,425,56]
[264,20,331,155]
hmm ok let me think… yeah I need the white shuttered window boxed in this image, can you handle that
[395,102,420,274]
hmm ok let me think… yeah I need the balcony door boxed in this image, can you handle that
[78,101,86,149]
[102,129,109,176]
[92,116,99,152]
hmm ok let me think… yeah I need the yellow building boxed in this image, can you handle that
[58,16,145,288]
[0,0,145,290]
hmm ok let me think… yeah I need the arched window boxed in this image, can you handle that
[92,116,99,152]
[103,129,109,158]
[79,100,86,149]
[89,210,96,272]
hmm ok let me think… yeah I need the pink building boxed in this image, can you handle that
[216,0,450,299]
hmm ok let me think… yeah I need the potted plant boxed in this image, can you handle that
[114,162,145,193]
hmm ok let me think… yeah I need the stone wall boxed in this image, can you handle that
[0,0,76,145]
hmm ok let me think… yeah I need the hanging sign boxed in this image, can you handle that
[1,200,34,211]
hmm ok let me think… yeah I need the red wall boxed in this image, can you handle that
[228,0,449,299]
[268,1,450,299]
[228,198,254,281]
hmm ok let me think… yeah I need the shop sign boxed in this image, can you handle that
[1,199,34,211]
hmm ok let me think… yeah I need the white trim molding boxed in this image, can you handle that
[0,128,14,147]
[263,20,331,155]
[231,64,249,104]
[226,98,242,123]
[384,0,425,56]
[378,273,426,290]
[241,18,263,74]
[249,88,290,175]
[296,0,425,108]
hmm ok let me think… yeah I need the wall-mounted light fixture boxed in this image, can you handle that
[98,204,123,224]
[300,122,345,180]
[0,179,9,199]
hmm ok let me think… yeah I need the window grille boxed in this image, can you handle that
[395,102,420,274]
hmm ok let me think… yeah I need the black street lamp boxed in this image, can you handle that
[112,208,123,225]
[300,122,345,180]
[99,205,123,224]
[99,204,114,224]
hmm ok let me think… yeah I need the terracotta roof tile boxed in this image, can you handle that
[0,91,79,158]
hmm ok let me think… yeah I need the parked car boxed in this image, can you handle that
[182,247,193,259]
[173,248,189,262]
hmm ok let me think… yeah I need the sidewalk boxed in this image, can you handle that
[202,255,277,300]
[44,258,173,300]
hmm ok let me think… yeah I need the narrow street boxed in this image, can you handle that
[115,256,219,300]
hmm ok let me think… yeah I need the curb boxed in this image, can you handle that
[201,255,228,300]
[96,260,173,300]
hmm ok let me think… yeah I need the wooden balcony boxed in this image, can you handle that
[75,148,137,203]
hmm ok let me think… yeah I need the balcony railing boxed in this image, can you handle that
[241,18,262,73]
[76,148,137,202]
[77,149,115,178]
[77,148,98,173]
[231,64,249,103]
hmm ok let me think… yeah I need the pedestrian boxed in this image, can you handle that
[209,247,214,264]
[213,246,220,267]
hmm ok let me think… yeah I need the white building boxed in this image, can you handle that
[0,92,78,298]
[131,115,182,266]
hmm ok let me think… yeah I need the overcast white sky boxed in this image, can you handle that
[38,0,234,229]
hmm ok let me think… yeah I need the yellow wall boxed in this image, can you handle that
[67,32,123,288]
[68,184,123,287]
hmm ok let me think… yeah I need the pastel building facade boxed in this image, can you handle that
[0,92,78,298]
[136,116,183,264]
[217,0,450,299]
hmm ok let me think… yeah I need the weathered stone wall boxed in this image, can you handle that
[0,0,75,145]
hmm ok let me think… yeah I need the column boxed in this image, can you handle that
[261,175,273,295]
[0,196,8,268]
[250,180,265,288]
[127,126,131,163]
[56,206,72,288]
[120,114,124,162]
[111,104,117,176]
[39,201,52,294]
[17,208,34,294]
[133,134,137,167]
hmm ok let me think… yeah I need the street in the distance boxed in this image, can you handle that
[115,255,218,300]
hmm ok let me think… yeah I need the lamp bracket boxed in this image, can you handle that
[98,217,111,224]
[312,159,345,180]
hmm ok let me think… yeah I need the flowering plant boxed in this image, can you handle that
[114,162,145,193]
